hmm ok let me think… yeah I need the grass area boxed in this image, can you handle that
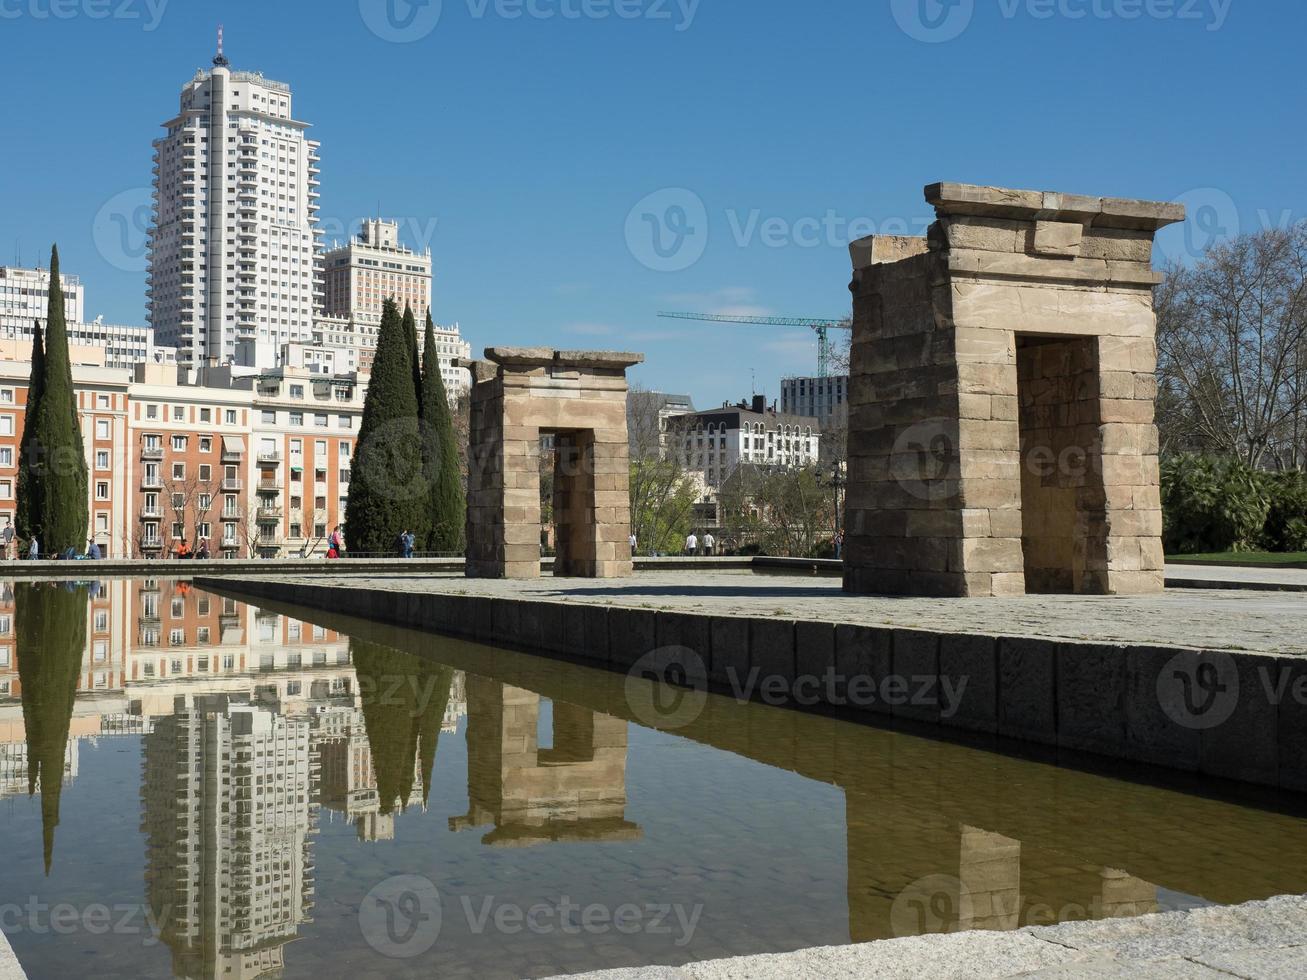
[1167,551,1307,566]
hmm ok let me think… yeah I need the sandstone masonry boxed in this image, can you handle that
[843,183,1184,597]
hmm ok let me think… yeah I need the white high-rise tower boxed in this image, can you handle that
[148,31,323,369]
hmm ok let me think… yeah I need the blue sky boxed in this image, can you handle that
[1,0,1301,407]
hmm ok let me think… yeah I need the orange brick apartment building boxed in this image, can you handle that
[0,344,364,558]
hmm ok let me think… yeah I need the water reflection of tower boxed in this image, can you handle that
[143,694,318,980]
[443,670,467,733]
[313,704,423,843]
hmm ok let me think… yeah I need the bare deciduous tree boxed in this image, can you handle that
[1156,224,1307,469]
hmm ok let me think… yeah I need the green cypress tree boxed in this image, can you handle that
[16,319,45,542]
[421,310,466,552]
[30,246,87,553]
[345,298,424,553]
[403,302,421,402]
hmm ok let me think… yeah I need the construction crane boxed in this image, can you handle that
[657,311,852,379]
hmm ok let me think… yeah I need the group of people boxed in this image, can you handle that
[1,518,109,560]
[684,531,716,556]
[395,529,417,558]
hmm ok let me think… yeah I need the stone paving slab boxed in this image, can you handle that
[224,569,1307,656]
[0,929,26,980]
[541,896,1307,980]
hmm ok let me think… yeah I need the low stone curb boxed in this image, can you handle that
[537,895,1307,979]
[194,576,1307,793]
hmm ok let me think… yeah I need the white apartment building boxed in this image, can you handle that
[0,316,172,371]
[148,44,322,370]
[0,265,84,323]
[781,374,848,424]
[673,396,821,488]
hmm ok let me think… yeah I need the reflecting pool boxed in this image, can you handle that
[1,578,1306,979]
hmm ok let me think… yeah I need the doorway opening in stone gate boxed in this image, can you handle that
[547,428,604,578]
[1014,333,1108,594]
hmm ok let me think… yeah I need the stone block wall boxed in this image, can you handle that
[464,348,643,579]
[844,183,1181,597]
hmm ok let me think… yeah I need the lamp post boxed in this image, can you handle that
[828,460,844,557]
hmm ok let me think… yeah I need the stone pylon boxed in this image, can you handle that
[843,183,1184,597]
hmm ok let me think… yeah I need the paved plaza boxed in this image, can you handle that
[225,566,1307,656]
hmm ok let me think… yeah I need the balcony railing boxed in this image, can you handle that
[221,479,243,491]
[141,476,163,489]
[141,446,164,460]
[258,480,282,492]
[257,507,283,521]
[139,508,163,519]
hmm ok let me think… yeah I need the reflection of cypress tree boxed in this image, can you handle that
[16,582,88,874]
[351,637,453,815]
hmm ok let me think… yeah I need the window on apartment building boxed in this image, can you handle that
[225,410,237,424]
[290,523,302,538]
[93,641,108,663]
[289,411,303,426]
[0,449,12,467]
[261,409,276,424]
[338,415,353,429]
[97,394,109,408]
[290,495,302,510]
[0,417,15,439]
[199,465,211,482]
[172,435,187,451]
[314,413,328,427]
[199,437,211,453]
[198,522,211,539]
[0,481,12,500]
[171,523,183,540]
[173,406,185,421]
[290,384,304,398]
[0,616,9,636]
[95,450,109,469]
[169,629,184,646]
[0,647,9,668]
[171,597,184,618]
[197,628,211,645]
[315,440,327,456]
[200,408,211,423]
[96,513,108,534]
[145,404,158,419]
[0,390,12,404]
[95,482,109,500]
[171,493,185,510]
[172,463,184,480]
[224,494,237,516]
[95,419,110,440]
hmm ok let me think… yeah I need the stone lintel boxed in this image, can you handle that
[457,358,498,384]
[925,182,1185,232]
[850,234,929,271]
[485,347,645,371]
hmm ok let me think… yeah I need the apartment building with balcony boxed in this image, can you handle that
[0,265,85,323]
[148,44,322,370]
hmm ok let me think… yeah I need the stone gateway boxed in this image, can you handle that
[464,348,643,579]
[843,183,1184,597]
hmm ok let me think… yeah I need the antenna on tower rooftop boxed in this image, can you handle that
[213,24,229,67]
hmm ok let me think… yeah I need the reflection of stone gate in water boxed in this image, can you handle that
[842,183,1184,597]
[450,676,640,845]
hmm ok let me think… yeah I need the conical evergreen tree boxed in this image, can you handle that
[402,304,431,546]
[15,319,45,541]
[345,298,425,553]
[421,310,466,552]
[17,582,88,874]
[403,302,422,404]
[28,246,87,553]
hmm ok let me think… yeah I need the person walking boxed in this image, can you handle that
[27,534,39,561]
[703,531,715,557]
[685,530,698,556]
[2,519,14,560]
[196,539,209,560]
[395,531,407,558]
[628,532,637,555]
[834,528,845,560]
[403,530,416,559]
[327,525,344,559]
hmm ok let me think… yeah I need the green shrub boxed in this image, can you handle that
[1260,470,1307,552]
[1160,454,1270,554]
